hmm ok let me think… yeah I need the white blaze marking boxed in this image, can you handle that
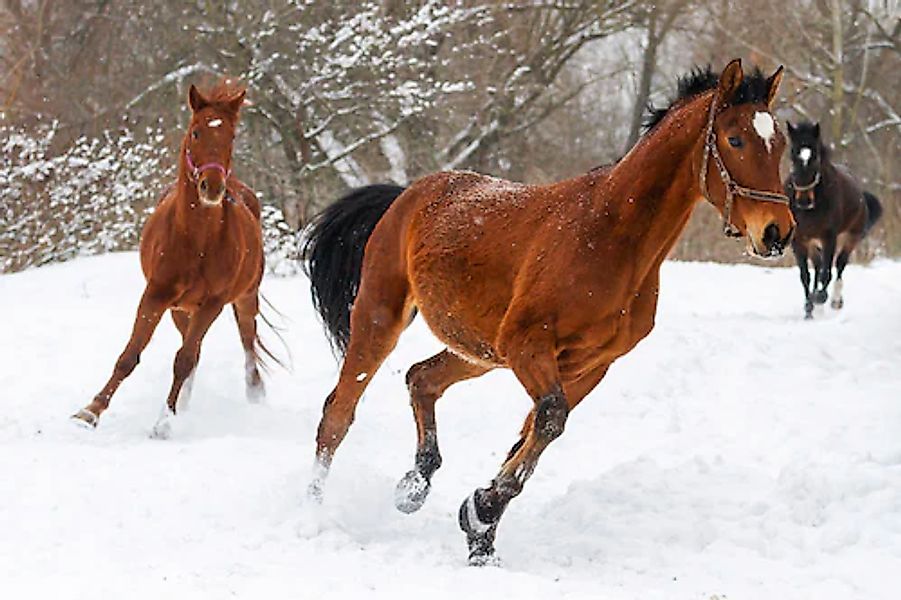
[799,147,812,165]
[208,119,223,128]
[752,111,776,153]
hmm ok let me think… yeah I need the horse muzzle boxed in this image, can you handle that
[198,177,226,206]
[750,222,793,259]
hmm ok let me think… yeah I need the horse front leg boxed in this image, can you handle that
[458,324,568,565]
[814,234,836,305]
[73,285,172,427]
[151,301,224,439]
[793,244,813,319]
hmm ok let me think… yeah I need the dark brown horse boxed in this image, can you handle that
[73,81,270,437]
[785,121,883,318]
[303,61,794,564]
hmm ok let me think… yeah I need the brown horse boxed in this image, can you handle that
[784,120,883,318]
[302,60,794,564]
[73,81,269,437]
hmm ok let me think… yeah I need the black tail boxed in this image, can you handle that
[301,184,406,355]
[863,191,883,234]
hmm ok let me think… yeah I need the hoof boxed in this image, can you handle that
[149,421,172,440]
[71,409,99,429]
[804,312,814,320]
[459,493,498,565]
[395,470,431,514]
[306,481,324,504]
[831,298,844,310]
[813,289,828,305]
[150,408,175,440]
[468,552,502,568]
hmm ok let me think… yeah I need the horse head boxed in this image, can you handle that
[183,81,246,206]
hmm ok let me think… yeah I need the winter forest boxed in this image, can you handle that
[1,0,898,273]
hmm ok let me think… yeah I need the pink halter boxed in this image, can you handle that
[185,151,230,181]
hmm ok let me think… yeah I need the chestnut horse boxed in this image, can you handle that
[784,121,883,318]
[73,81,270,437]
[303,61,794,564]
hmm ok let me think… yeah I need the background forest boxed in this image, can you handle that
[1,0,898,272]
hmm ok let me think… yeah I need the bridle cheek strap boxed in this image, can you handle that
[699,91,790,237]
[185,151,231,182]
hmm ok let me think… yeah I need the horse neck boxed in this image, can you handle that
[593,92,712,267]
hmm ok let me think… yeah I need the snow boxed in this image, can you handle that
[1,252,900,599]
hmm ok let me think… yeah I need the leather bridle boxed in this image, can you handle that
[698,91,791,237]
[790,169,820,205]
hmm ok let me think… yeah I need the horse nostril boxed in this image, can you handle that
[763,223,780,249]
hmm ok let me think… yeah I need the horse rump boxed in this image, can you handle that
[863,191,883,234]
[301,184,406,354]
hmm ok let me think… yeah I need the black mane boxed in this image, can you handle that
[643,65,770,133]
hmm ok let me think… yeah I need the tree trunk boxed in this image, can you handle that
[625,11,660,152]
[830,0,844,143]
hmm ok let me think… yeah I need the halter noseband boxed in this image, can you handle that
[185,151,231,182]
[791,170,820,205]
[699,91,790,237]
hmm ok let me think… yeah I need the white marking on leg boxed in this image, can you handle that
[831,278,844,308]
[178,370,195,411]
[799,147,811,165]
[244,351,264,403]
[753,111,776,153]
[150,404,176,439]
[308,452,330,502]
[465,493,492,533]
[355,372,368,382]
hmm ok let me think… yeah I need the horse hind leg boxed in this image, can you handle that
[831,247,854,310]
[309,274,413,502]
[170,310,197,409]
[233,294,265,403]
[395,350,491,514]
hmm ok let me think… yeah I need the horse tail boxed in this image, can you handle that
[253,292,290,373]
[301,184,407,355]
[863,191,883,234]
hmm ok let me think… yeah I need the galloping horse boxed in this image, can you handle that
[74,81,270,437]
[785,121,883,318]
[303,60,794,564]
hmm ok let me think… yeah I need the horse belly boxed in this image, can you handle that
[409,255,508,366]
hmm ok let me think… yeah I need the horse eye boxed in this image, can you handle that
[191,129,199,140]
[728,136,743,148]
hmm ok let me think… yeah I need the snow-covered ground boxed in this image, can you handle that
[1,253,899,599]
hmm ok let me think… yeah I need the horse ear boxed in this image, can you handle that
[226,90,246,115]
[188,85,208,112]
[786,121,796,137]
[717,59,744,106]
[813,122,821,138]
[765,65,784,108]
